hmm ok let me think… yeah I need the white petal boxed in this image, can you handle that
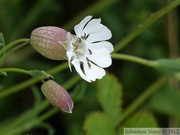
[88,41,114,53]
[82,18,103,35]
[66,32,74,71]
[67,32,72,51]
[88,48,112,68]
[74,16,92,37]
[72,59,91,82]
[83,61,105,81]
[87,26,112,43]
[66,51,73,71]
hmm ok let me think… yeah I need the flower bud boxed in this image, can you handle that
[30,26,68,60]
[41,80,73,113]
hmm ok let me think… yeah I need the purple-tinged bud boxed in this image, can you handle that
[41,80,73,113]
[30,26,68,60]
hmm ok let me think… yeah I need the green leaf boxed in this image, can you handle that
[148,87,180,120]
[0,70,7,76]
[84,112,116,135]
[97,73,123,127]
[29,70,53,79]
[154,59,180,74]
[0,32,5,64]
[118,111,158,135]
[0,32,5,50]
[71,81,87,101]
[31,85,44,107]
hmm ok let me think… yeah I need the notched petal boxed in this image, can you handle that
[83,62,106,81]
[74,16,92,37]
[72,59,91,82]
[88,48,112,68]
[69,16,113,82]
[88,41,114,53]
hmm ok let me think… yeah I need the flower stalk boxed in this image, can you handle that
[0,38,30,56]
[112,53,157,67]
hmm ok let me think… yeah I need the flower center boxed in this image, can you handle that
[72,35,93,69]
[72,37,89,57]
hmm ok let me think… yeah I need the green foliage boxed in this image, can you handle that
[0,32,5,63]
[118,111,158,135]
[84,112,116,135]
[122,111,158,127]
[0,0,180,134]
[84,73,122,135]
[84,74,160,135]
[70,81,87,101]
[148,87,180,120]
[0,32,5,49]
[154,59,180,74]
[29,70,53,79]
[0,70,7,76]
[0,91,50,135]
[97,73,122,127]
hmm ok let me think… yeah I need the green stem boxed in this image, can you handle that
[1,75,81,135]
[112,53,157,67]
[63,75,81,90]
[37,108,58,123]
[119,75,170,124]
[0,39,30,62]
[0,100,50,134]
[0,68,30,75]
[0,38,30,56]
[2,106,56,135]
[0,63,68,99]
[114,0,180,52]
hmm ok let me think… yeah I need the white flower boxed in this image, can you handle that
[66,16,113,82]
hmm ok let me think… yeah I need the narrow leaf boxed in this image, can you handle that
[70,82,87,101]
[0,32,5,50]
[31,85,43,107]
[29,70,53,79]
[0,70,7,76]
[84,112,116,135]
[118,111,158,135]
[154,59,180,74]
[97,73,122,127]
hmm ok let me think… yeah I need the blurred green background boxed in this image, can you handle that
[0,0,180,134]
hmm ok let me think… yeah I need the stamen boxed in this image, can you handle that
[88,49,92,55]
[86,57,91,68]
[74,46,78,50]
[77,38,81,43]
[81,33,88,39]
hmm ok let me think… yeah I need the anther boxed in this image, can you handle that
[86,57,91,68]
[81,33,88,39]
[77,38,81,43]
[74,46,78,50]
[88,49,92,55]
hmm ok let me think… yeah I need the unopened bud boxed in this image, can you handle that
[41,80,73,113]
[30,26,68,60]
